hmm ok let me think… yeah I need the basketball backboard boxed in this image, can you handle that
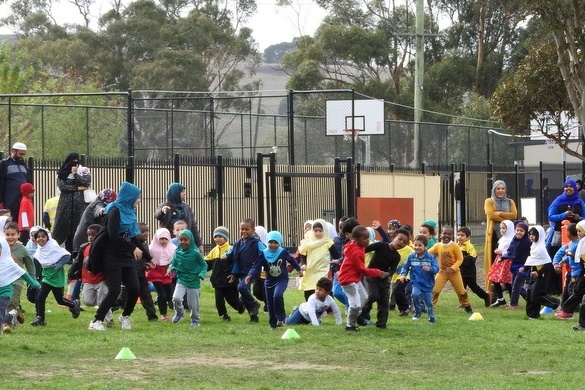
[326,99,384,136]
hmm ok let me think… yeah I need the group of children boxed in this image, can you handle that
[7,197,583,335]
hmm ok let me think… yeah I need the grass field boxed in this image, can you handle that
[1,281,583,389]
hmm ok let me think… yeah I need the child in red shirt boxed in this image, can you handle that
[338,225,390,332]
[18,182,34,244]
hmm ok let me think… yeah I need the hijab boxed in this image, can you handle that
[573,221,585,263]
[149,228,176,266]
[0,216,9,238]
[0,236,25,287]
[263,230,284,263]
[57,152,80,181]
[98,188,117,204]
[255,226,268,246]
[34,229,71,267]
[525,225,552,266]
[167,183,185,206]
[104,182,141,238]
[550,179,582,209]
[497,220,515,257]
[491,180,511,212]
[173,229,198,265]
[298,218,334,253]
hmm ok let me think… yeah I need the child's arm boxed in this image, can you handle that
[447,244,464,272]
[21,272,40,289]
[374,223,391,242]
[244,253,264,284]
[329,300,343,325]
[399,258,412,282]
[328,244,340,260]
[284,251,303,276]
[552,245,566,273]
[22,253,36,280]
[429,254,440,275]
[196,252,208,280]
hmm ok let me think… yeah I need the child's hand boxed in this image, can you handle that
[554,263,562,274]
[380,271,390,278]
[165,268,172,276]
[444,267,455,275]
[399,276,406,283]
[227,275,236,284]
[519,267,525,273]
[29,280,41,289]
[244,276,252,284]
[133,247,143,261]
[372,220,381,229]
[298,271,304,278]
[531,270,538,278]
[422,265,430,272]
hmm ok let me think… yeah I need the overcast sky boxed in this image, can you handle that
[0,0,327,51]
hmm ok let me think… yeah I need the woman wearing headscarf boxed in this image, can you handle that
[546,179,585,254]
[88,182,146,331]
[71,188,117,254]
[52,152,91,252]
[484,180,518,290]
[154,183,203,252]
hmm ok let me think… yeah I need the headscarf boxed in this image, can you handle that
[298,218,334,253]
[497,220,515,257]
[506,221,530,260]
[173,229,197,265]
[0,236,25,287]
[104,182,141,238]
[0,216,10,238]
[149,228,176,266]
[525,225,552,266]
[263,230,284,263]
[57,152,80,181]
[167,183,185,206]
[255,226,268,245]
[550,179,582,209]
[34,229,70,267]
[325,221,337,239]
[366,227,376,242]
[491,180,511,212]
[573,221,585,262]
[98,188,117,204]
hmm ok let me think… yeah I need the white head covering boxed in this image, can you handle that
[255,226,268,245]
[574,221,585,264]
[497,220,515,256]
[0,236,25,287]
[525,225,552,266]
[0,216,10,238]
[34,229,70,267]
[325,221,337,239]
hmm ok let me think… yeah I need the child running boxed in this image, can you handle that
[147,227,176,321]
[429,225,473,314]
[31,228,81,326]
[487,220,515,307]
[168,229,208,327]
[457,226,490,307]
[0,236,40,334]
[285,277,342,326]
[338,225,391,332]
[205,226,245,321]
[246,230,303,329]
[400,235,439,323]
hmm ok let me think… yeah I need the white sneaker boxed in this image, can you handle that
[119,315,132,330]
[8,309,19,330]
[88,320,106,331]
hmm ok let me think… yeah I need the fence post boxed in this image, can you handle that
[514,162,520,214]
[450,163,455,227]
[174,153,180,183]
[287,90,295,165]
[346,158,355,218]
[127,90,134,159]
[539,161,544,225]
[210,96,215,158]
[488,162,494,198]
[269,152,277,231]
[460,163,466,227]
[334,157,343,222]
[256,153,265,227]
[216,155,223,226]
[126,156,134,184]
[28,156,34,186]
[563,160,567,180]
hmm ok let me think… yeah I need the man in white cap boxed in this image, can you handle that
[0,142,32,220]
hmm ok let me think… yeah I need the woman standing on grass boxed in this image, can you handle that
[484,180,517,290]
[88,182,145,331]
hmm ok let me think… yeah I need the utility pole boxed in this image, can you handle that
[413,0,424,169]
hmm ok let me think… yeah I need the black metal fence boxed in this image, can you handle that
[1,90,521,169]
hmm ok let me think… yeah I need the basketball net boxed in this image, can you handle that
[343,129,361,142]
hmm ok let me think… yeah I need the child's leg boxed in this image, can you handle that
[8,284,22,312]
[465,276,490,303]
[237,277,257,311]
[0,296,13,323]
[224,285,245,313]
[332,275,348,307]
[562,277,585,313]
[422,291,435,322]
[51,285,76,308]
[215,288,228,317]
[71,279,82,301]
[376,279,390,326]
[35,283,52,320]
[510,272,526,306]
[163,283,174,309]
[82,283,99,306]
[253,278,266,311]
[525,279,539,318]
[172,283,186,314]
[273,280,288,323]
[137,272,157,320]
[448,273,471,307]
[432,271,449,305]
[285,307,309,325]
[394,279,410,312]
[185,288,201,323]
[265,283,277,328]
[359,278,377,322]
[340,282,361,327]
[95,282,113,323]
[153,282,168,314]
[411,285,423,317]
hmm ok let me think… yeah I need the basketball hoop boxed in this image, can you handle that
[343,129,361,142]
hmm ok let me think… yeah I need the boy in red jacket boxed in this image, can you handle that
[338,225,390,332]
[18,182,35,245]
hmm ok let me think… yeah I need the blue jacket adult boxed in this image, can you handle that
[546,179,585,248]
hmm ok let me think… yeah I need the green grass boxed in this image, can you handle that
[1,282,583,389]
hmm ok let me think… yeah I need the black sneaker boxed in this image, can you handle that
[573,324,585,331]
[375,324,387,329]
[31,317,46,326]
[490,299,506,308]
[70,300,81,319]
[148,317,159,322]
[345,325,360,332]
[464,306,473,314]
[484,296,491,307]
[250,302,260,317]
[222,314,231,322]
[237,305,246,314]
[250,315,259,323]
[398,309,411,317]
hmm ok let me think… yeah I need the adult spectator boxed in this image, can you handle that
[0,142,32,220]
[71,188,117,254]
[154,182,203,252]
[483,180,517,288]
[546,179,585,255]
[52,153,91,252]
[577,179,585,203]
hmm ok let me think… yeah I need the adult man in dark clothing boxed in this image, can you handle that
[0,143,32,219]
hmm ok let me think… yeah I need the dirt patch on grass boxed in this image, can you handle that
[141,356,345,371]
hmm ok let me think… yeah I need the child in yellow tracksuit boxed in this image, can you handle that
[429,225,473,314]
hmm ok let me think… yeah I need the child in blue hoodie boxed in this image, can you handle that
[400,235,439,323]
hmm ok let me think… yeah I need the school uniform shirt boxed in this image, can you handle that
[206,242,233,288]
[9,242,36,288]
[428,241,463,272]
[458,240,477,279]
[337,240,383,286]
[400,251,440,292]
[365,241,401,274]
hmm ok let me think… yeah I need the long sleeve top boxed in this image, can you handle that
[337,240,383,285]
